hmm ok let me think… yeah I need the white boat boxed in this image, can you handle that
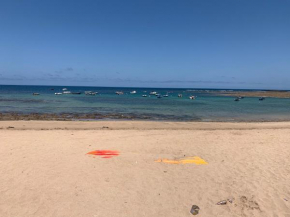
[85,91,98,95]
[178,94,182,98]
[150,91,157,95]
[62,88,68,91]
[63,91,72,94]
[32,93,40,95]
[130,90,137,94]
[142,95,147,97]
[189,96,196,100]
[55,92,63,95]
[115,91,124,95]
[163,94,169,97]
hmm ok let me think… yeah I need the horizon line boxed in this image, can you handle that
[0,83,289,91]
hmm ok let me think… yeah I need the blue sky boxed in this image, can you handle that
[0,0,289,89]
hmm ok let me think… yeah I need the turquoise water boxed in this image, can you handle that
[1,85,290,121]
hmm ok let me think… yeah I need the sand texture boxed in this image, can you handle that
[0,121,290,217]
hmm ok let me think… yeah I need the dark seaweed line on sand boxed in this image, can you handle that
[0,112,200,121]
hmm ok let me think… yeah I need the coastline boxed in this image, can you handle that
[0,112,155,121]
[2,120,290,130]
[214,90,290,98]
[2,112,290,122]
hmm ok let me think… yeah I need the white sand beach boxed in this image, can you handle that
[0,121,290,217]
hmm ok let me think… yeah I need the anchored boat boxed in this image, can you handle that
[85,91,98,95]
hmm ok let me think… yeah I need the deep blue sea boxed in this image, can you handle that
[1,85,290,121]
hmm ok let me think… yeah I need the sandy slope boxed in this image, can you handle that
[0,121,290,217]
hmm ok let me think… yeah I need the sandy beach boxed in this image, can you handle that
[1,121,289,217]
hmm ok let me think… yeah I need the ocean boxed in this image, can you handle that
[1,85,290,121]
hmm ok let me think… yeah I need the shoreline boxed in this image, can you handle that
[214,90,290,98]
[2,120,290,130]
[0,112,200,121]
[1,112,290,123]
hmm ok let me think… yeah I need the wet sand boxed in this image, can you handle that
[0,121,290,217]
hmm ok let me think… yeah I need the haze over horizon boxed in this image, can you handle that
[0,0,289,89]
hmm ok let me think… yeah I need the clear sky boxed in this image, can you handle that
[0,0,289,89]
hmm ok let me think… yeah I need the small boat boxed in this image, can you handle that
[115,91,124,95]
[63,91,72,94]
[163,95,169,97]
[234,97,240,101]
[85,91,97,95]
[150,91,157,95]
[178,94,182,98]
[32,93,40,95]
[259,97,265,101]
[62,88,68,91]
[130,90,137,94]
[72,92,81,95]
[55,92,63,95]
[142,95,147,97]
[89,92,97,95]
[157,95,162,98]
[189,96,196,100]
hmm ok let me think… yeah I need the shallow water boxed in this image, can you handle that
[1,85,290,121]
